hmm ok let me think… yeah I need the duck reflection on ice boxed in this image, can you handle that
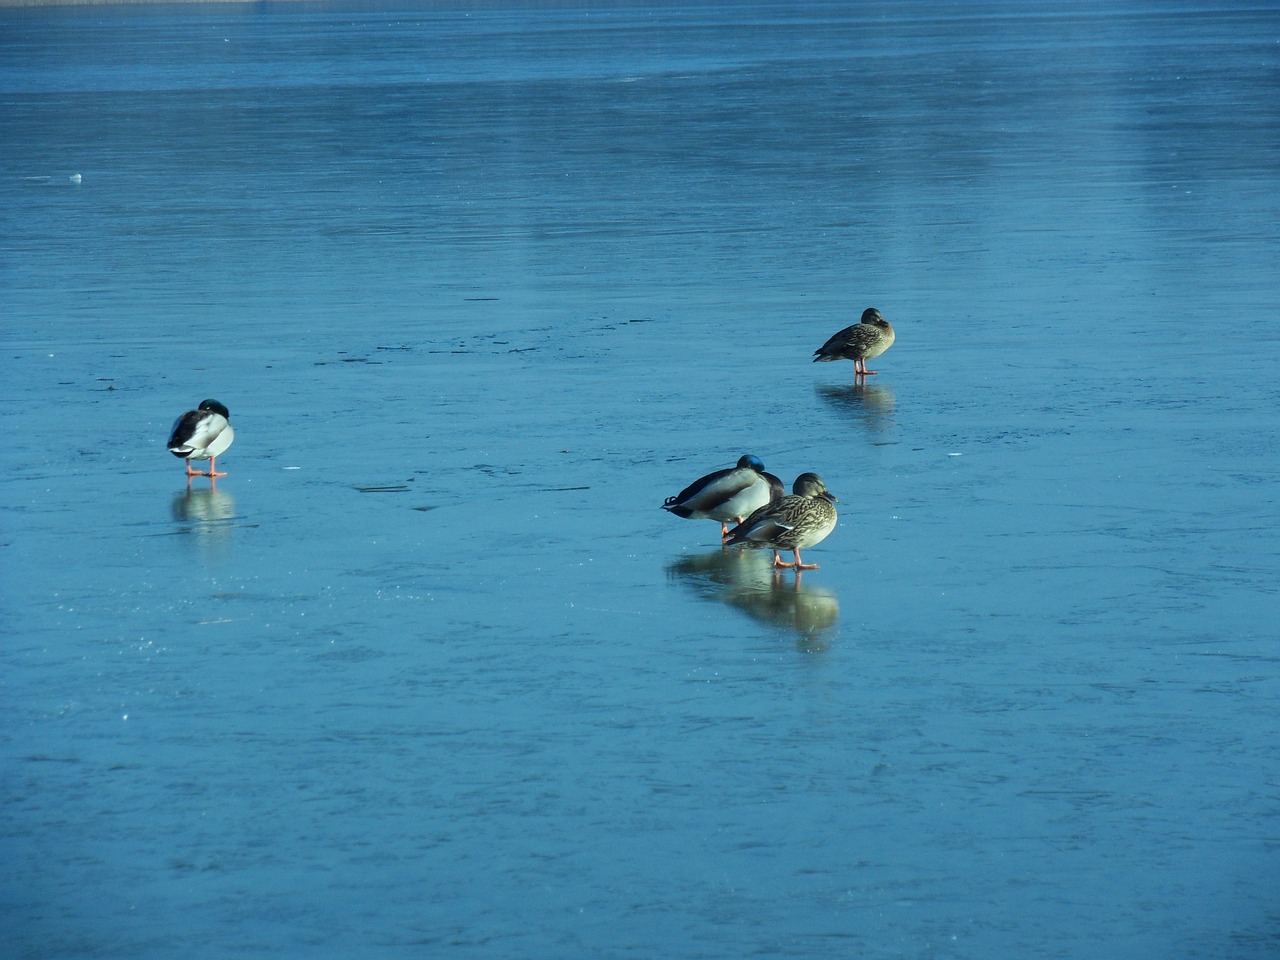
[667,549,839,647]
[815,381,895,434]
[171,487,239,547]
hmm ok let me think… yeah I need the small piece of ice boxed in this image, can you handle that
[69,173,82,183]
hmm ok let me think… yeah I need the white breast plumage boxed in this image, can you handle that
[168,399,234,480]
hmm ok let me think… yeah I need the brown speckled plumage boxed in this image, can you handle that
[813,307,895,377]
[725,473,838,570]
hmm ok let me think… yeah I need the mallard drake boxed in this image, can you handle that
[168,399,234,479]
[663,454,785,541]
[813,307,895,377]
[725,472,838,570]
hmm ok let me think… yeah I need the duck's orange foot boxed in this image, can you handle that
[780,550,819,570]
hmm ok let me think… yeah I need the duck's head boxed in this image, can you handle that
[737,454,767,473]
[198,399,231,419]
[793,472,838,503]
[860,307,886,327]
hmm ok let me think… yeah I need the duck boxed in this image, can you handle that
[663,454,785,541]
[812,307,895,377]
[724,472,838,570]
[167,399,234,479]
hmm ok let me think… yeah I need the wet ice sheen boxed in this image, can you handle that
[2,2,1278,959]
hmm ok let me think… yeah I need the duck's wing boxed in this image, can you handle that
[665,466,757,512]
[726,497,800,545]
[846,324,886,353]
[737,515,794,543]
[813,324,856,359]
[167,410,203,453]
[168,410,230,456]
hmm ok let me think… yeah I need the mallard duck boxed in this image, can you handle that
[168,399,234,479]
[725,472,838,570]
[663,454,785,541]
[813,307,895,377]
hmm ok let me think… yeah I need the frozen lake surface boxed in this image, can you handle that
[2,2,1278,957]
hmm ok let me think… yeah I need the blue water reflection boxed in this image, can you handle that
[2,3,1277,959]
